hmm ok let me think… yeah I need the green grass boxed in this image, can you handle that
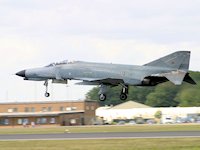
[0,124,200,134]
[0,125,200,150]
[0,138,200,150]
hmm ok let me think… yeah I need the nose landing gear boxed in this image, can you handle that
[44,80,50,97]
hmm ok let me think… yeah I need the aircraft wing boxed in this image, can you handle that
[74,78,124,86]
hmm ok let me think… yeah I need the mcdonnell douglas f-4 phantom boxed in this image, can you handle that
[16,51,196,101]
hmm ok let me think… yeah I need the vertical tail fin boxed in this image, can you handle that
[144,51,190,71]
[145,51,196,85]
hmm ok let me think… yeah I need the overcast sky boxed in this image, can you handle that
[0,0,200,102]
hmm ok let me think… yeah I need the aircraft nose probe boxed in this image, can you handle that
[16,70,26,77]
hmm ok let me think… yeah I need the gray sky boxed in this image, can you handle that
[0,0,200,102]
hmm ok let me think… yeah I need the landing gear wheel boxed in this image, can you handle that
[45,92,50,97]
[120,93,127,100]
[99,94,106,101]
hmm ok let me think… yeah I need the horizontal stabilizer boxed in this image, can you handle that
[164,71,186,85]
[152,70,187,85]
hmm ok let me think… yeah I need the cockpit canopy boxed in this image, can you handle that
[45,60,77,67]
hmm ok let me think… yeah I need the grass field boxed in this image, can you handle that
[0,124,200,134]
[0,138,200,150]
[0,124,200,150]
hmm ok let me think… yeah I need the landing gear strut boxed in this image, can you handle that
[44,80,50,97]
[120,85,128,100]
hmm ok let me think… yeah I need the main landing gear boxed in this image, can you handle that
[44,80,50,97]
[98,84,107,101]
[98,84,129,101]
[99,94,106,101]
[120,84,128,100]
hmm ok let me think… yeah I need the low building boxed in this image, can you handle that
[96,101,200,123]
[96,101,151,122]
[0,100,98,126]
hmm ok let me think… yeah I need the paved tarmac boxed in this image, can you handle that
[0,131,200,141]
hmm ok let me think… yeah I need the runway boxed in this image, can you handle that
[0,131,200,141]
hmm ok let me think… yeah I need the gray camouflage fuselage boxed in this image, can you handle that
[25,61,171,86]
[16,51,196,100]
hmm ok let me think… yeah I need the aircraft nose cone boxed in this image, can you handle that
[16,70,26,77]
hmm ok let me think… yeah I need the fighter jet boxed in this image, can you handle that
[16,51,196,101]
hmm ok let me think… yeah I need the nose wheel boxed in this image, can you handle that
[44,80,50,97]
[45,92,50,97]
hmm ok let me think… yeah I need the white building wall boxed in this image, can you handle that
[96,107,200,122]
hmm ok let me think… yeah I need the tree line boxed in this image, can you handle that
[86,71,200,107]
